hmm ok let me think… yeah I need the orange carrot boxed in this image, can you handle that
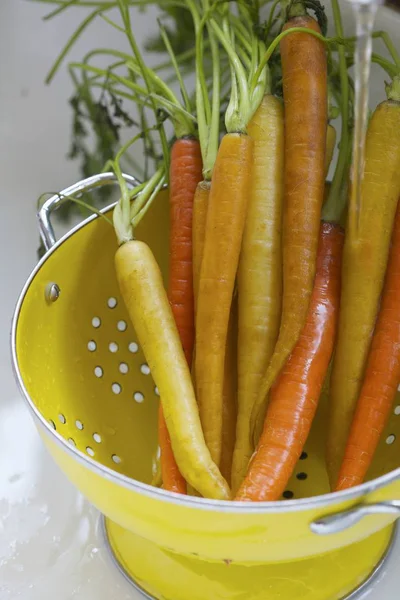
[251,14,327,443]
[168,137,203,363]
[158,404,186,494]
[159,136,203,495]
[195,132,253,465]
[236,222,343,501]
[336,200,400,491]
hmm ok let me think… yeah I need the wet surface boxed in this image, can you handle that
[0,397,140,600]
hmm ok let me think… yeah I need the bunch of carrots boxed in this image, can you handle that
[45,0,400,501]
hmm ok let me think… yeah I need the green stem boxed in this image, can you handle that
[149,95,196,126]
[386,76,400,102]
[236,43,252,71]
[371,54,399,78]
[249,28,259,83]
[210,19,250,132]
[230,17,253,55]
[114,132,145,238]
[76,59,127,81]
[195,4,212,126]
[186,0,210,166]
[36,0,185,7]
[70,62,147,96]
[323,0,349,224]
[158,20,192,116]
[345,38,400,77]
[125,60,181,110]
[117,0,170,173]
[99,12,127,33]
[265,0,281,39]
[130,165,165,221]
[127,66,156,180]
[121,152,145,181]
[153,44,200,73]
[131,167,166,228]
[116,131,148,165]
[38,191,113,224]
[111,149,154,244]
[83,47,133,66]
[237,1,253,30]
[72,60,194,129]
[374,31,400,69]
[251,41,269,114]
[46,5,114,83]
[85,80,150,104]
[345,31,400,69]
[43,0,87,20]
[222,12,240,133]
[203,26,220,180]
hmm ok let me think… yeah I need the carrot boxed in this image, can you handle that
[192,181,237,492]
[220,296,238,486]
[195,132,253,465]
[158,136,203,495]
[327,90,400,487]
[232,94,284,493]
[115,240,230,500]
[192,178,237,488]
[236,222,344,502]
[168,137,203,365]
[336,199,400,491]
[158,404,186,493]
[192,181,210,311]
[193,7,268,464]
[250,14,328,443]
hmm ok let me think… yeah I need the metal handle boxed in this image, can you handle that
[37,172,140,251]
[310,500,400,535]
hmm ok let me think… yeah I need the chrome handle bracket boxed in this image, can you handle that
[37,172,140,252]
[310,501,400,535]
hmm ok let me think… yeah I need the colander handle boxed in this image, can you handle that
[37,172,141,251]
[310,500,400,535]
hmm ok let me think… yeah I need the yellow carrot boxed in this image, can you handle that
[220,296,238,487]
[192,181,210,313]
[327,93,400,487]
[115,240,230,500]
[232,95,284,492]
[195,133,253,465]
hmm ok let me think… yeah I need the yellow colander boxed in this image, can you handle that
[11,173,400,600]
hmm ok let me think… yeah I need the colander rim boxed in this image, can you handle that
[10,202,400,514]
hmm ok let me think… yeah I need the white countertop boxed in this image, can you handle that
[1,2,400,598]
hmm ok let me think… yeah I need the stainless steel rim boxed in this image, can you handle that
[101,516,399,600]
[10,193,400,514]
[343,523,399,600]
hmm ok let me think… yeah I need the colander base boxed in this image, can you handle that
[102,516,397,600]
